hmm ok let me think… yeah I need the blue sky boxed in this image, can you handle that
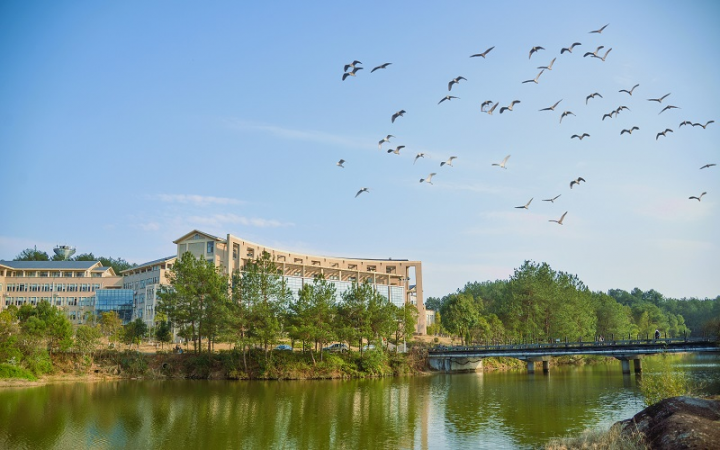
[2,1,719,300]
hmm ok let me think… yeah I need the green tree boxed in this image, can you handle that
[74,325,102,362]
[100,311,123,346]
[287,276,337,362]
[337,282,375,350]
[154,319,173,350]
[440,293,480,345]
[394,303,417,351]
[13,248,50,261]
[18,300,73,352]
[122,318,148,348]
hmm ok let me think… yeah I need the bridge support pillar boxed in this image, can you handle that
[634,359,642,374]
[543,360,550,374]
[616,355,643,375]
[620,359,631,375]
[526,361,535,374]
[522,357,550,375]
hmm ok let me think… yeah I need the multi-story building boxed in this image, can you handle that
[0,260,125,324]
[121,256,176,329]
[172,230,427,333]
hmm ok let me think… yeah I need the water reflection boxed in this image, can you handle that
[0,354,717,449]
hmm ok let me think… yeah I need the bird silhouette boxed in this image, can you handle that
[419,173,436,185]
[560,111,576,123]
[391,110,406,123]
[537,57,556,70]
[583,46,604,58]
[522,70,544,84]
[585,92,603,104]
[515,198,533,209]
[560,42,582,54]
[549,211,568,225]
[343,60,362,72]
[648,93,671,103]
[336,159,345,168]
[492,155,511,168]
[529,46,545,59]
[570,177,586,189]
[440,156,457,167]
[470,46,495,58]
[620,127,639,135]
[448,76,467,91]
[342,66,363,80]
[602,112,614,121]
[486,102,499,115]
[619,84,639,95]
[593,47,612,61]
[370,63,392,73]
[540,99,562,111]
[387,145,405,155]
[500,100,520,114]
[656,129,673,140]
[438,95,460,104]
[355,187,370,198]
[414,153,425,164]
[589,24,609,34]
[689,192,707,201]
[659,105,680,114]
[693,120,715,129]
[378,135,394,149]
[679,121,693,127]
[699,163,716,169]
[481,100,494,111]
[571,133,590,140]
[542,194,561,203]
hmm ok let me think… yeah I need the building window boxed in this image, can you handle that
[207,242,214,254]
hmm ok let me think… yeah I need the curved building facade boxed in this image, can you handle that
[174,230,427,334]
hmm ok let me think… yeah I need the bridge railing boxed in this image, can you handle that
[429,336,717,354]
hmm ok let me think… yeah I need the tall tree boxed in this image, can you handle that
[287,276,337,362]
[14,248,50,261]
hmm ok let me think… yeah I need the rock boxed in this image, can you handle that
[618,396,720,449]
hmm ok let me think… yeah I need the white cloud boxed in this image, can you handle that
[150,194,245,206]
[187,213,293,228]
[225,119,369,150]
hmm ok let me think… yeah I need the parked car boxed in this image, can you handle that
[322,343,349,353]
[361,344,376,351]
[274,344,293,351]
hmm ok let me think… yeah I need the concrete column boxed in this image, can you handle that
[634,359,642,374]
[543,360,550,374]
[621,359,630,375]
[527,361,535,374]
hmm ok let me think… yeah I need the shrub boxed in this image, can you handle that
[639,366,698,406]
[0,363,38,381]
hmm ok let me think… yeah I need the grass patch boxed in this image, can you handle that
[545,424,648,450]
[639,364,700,406]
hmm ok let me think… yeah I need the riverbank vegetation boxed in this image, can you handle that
[426,261,720,346]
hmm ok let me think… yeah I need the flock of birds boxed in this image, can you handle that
[336,23,715,224]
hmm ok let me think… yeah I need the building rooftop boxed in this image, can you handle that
[0,260,101,270]
[121,255,176,274]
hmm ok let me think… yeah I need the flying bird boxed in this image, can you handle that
[560,42,582,54]
[515,198,533,210]
[336,159,345,168]
[602,112,614,121]
[492,154,511,168]
[594,47,612,61]
[542,194,561,203]
[540,99,562,111]
[693,120,715,129]
[344,60,362,72]
[522,70,544,84]
[560,111,576,123]
[689,192,707,201]
[342,66,363,80]
[413,153,425,164]
[571,133,590,140]
[370,63,392,73]
[659,105,680,114]
[440,156,457,167]
[537,57,556,70]
[529,46,545,59]
[615,105,630,115]
[586,92,603,104]
[583,46,604,58]
[391,110,406,123]
[648,93,671,103]
[620,127,639,135]
[448,76,467,91]
[470,46,495,58]
[549,211,568,225]
[589,24,609,34]
[355,187,370,198]
[700,163,716,169]
[570,177,586,189]
[486,102,499,115]
[656,128,673,140]
[378,135,394,149]
[481,100,494,111]
[438,95,460,104]
[419,173,436,185]
[679,120,693,127]
[387,145,405,155]
[499,100,521,114]
[619,84,639,95]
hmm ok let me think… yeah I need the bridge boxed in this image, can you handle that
[428,337,720,375]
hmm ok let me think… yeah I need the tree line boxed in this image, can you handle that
[12,247,136,275]
[425,261,720,345]
[157,251,418,366]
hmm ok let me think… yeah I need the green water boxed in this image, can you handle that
[0,354,718,449]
